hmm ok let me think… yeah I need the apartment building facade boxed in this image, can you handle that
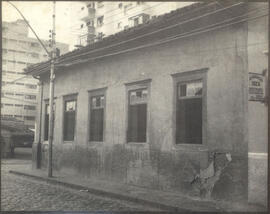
[1,19,69,129]
[77,1,193,45]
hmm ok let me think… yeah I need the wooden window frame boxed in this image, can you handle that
[171,68,208,147]
[88,87,107,143]
[125,79,151,144]
[43,99,56,142]
[62,94,78,143]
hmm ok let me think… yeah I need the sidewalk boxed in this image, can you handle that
[9,166,267,212]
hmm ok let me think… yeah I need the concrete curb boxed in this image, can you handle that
[9,170,193,212]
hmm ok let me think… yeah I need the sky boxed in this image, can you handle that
[2,1,193,51]
[2,1,84,50]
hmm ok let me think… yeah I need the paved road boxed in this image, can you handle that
[1,150,159,212]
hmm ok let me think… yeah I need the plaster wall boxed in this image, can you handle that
[247,3,268,207]
[35,23,249,199]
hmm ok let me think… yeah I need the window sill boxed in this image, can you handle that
[63,141,74,144]
[126,142,149,149]
[88,141,103,147]
[172,143,208,152]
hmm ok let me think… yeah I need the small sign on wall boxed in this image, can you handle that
[248,72,265,102]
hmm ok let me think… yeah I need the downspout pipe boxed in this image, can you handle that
[34,76,43,169]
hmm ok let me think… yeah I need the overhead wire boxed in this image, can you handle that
[57,10,268,67]
[30,6,268,77]
[72,2,170,32]
[58,2,245,63]
[69,1,150,30]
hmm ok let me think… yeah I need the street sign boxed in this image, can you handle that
[248,73,265,102]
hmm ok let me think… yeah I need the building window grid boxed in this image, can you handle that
[25,94,36,100]
[24,105,36,110]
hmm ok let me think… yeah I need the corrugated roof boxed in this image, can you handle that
[24,1,246,76]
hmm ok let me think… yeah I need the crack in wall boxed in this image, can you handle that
[191,151,232,199]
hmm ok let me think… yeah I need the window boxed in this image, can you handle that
[172,68,207,145]
[30,42,39,47]
[87,2,95,8]
[25,94,36,100]
[17,61,26,65]
[10,39,17,43]
[5,92,14,96]
[128,88,148,142]
[124,3,132,14]
[6,82,14,85]
[16,82,24,85]
[25,84,37,89]
[24,105,36,110]
[31,53,39,58]
[97,16,104,27]
[176,81,202,144]
[97,1,103,8]
[15,94,24,97]
[117,22,122,29]
[86,20,94,26]
[3,115,13,118]
[7,71,16,74]
[4,103,13,106]
[24,116,35,121]
[63,97,77,141]
[89,94,105,142]
[15,104,23,107]
[134,18,139,26]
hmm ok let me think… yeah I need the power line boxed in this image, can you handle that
[58,2,245,63]
[69,2,145,30]
[58,12,268,68]
[69,2,218,44]
[73,2,168,32]
[71,2,175,31]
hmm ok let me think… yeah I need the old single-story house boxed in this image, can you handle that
[25,2,268,206]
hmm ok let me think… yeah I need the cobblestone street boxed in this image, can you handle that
[1,148,159,212]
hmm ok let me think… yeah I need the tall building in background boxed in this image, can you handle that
[1,19,69,129]
[76,1,193,46]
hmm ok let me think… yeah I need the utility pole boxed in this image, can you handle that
[48,1,56,177]
[5,1,53,173]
